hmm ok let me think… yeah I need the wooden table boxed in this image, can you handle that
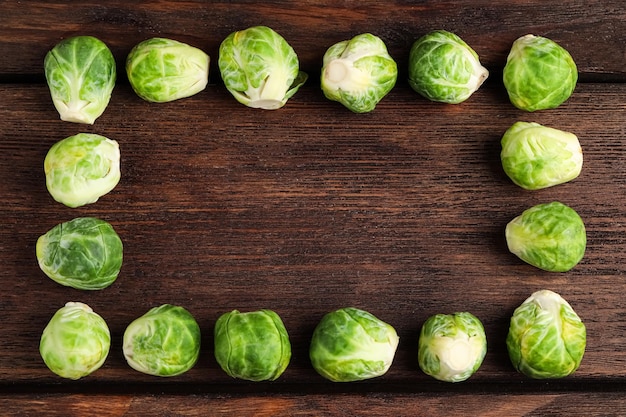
[1,1,625,415]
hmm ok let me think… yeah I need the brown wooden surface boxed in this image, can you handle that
[1,1,626,415]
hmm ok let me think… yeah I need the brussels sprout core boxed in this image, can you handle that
[218,26,307,110]
[44,36,116,124]
[321,33,398,113]
[309,307,399,382]
[44,133,121,208]
[507,290,586,379]
[501,122,583,190]
[418,312,487,382]
[36,217,124,290]
[123,304,201,377]
[506,201,586,272]
[40,302,111,380]
[214,309,291,381]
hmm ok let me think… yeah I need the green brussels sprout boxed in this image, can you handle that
[218,26,308,110]
[44,36,116,124]
[408,30,488,104]
[44,133,121,208]
[501,122,583,190]
[505,202,586,272]
[320,33,397,113]
[309,307,399,382]
[123,304,201,377]
[503,34,578,112]
[126,37,210,103]
[507,290,586,379]
[214,309,291,381]
[418,312,487,382]
[40,302,111,380]
[36,217,123,290]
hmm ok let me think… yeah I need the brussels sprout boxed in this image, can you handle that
[218,26,307,109]
[320,33,397,113]
[44,133,121,208]
[408,30,488,104]
[507,290,586,379]
[36,217,123,290]
[40,302,110,380]
[505,202,586,272]
[418,312,487,383]
[44,36,116,124]
[123,304,201,377]
[309,307,399,382]
[501,122,583,190]
[214,309,291,381]
[126,37,210,103]
[503,34,578,112]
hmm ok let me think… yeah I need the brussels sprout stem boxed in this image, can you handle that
[444,338,477,371]
[324,59,369,92]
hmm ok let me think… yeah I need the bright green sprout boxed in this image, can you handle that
[214,309,291,381]
[44,36,116,124]
[507,289,586,379]
[44,133,121,208]
[408,30,488,104]
[501,121,582,190]
[505,201,586,272]
[218,26,308,109]
[503,34,578,112]
[123,304,201,377]
[309,307,399,382]
[40,302,111,380]
[126,38,210,103]
[321,33,397,113]
[418,312,487,382]
[36,217,123,290]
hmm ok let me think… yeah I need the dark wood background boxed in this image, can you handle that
[1,1,626,415]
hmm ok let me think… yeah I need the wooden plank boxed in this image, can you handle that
[2,391,626,416]
[0,82,625,388]
[0,1,625,80]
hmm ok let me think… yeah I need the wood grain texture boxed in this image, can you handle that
[1,1,626,415]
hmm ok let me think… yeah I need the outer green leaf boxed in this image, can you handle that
[501,122,583,190]
[309,307,399,382]
[36,217,123,290]
[44,36,116,124]
[507,290,586,379]
[505,201,586,272]
[214,309,291,381]
[503,34,578,112]
[123,304,201,377]
[126,38,209,103]
[40,302,110,380]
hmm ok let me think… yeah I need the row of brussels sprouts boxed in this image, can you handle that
[43,26,578,121]
[40,291,586,382]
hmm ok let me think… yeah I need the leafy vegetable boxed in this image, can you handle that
[214,309,291,381]
[408,30,488,104]
[505,202,586,272]
[123,304,201,377]
[507,290,586,378]
[309,307,399,382]
[44,36,116,124]
[321,33,397,113]
[503,34,578,112]
[218,26,307,109]
[36,217,123,290]
[40,302,111,379]
[126,38,210,102]
[44,133,121,208]
[418,312,487,382]
[501,121,583,190]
